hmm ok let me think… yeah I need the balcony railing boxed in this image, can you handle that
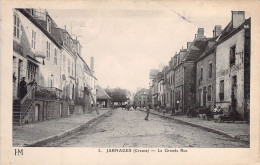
[35,86,63,100]
[13,41,23,56]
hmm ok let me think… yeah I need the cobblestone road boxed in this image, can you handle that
[46,109,249,148]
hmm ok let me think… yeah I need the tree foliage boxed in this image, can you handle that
[105,88,128,103]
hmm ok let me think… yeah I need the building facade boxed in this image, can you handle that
[13,8,98,125]
[215,11,250,119]
[134,88,149,108]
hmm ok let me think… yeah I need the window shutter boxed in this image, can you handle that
[19,19,22,39]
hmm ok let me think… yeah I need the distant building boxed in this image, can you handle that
[148,69,159,108]
[97,85,111,108]
[134,88,149,108]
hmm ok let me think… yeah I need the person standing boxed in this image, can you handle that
[19,77,27,99]
[145,104,150,121]
[28,79,37,87]
[171,106,175,116]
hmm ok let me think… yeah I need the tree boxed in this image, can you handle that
[105,88,128,103]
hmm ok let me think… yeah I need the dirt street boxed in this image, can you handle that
[45,109,248,148]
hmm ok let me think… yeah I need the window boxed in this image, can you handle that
[54,48,57,65]
[47,17,51,33]
[232,76,237,87]
[13,13,21,39]
[209,62,212,78]
[68,59,70,74]
[200,67,203,81]
[230,45,236,66]
[31,30,36,49]
[219,80,224,101]
[207,85,212,101]
[46,41,50,60]
[27,62,37,82]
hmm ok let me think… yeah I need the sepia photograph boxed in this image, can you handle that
[12,6,250,148]
[1,0,260,164]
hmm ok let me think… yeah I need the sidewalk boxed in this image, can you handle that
[140,108,249,142]
[13,108,111,147]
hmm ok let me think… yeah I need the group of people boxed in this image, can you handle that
[17,77,37,100]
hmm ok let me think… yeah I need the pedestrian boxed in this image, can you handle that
[127,104,130,111]
[206,105,211,121]
[145,104,150,121]
[28,79,37,87]
[162,105,166,115]
[19,77,27,99]
[171,106,175,116]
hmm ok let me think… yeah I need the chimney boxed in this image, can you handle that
[197,28,205,38]
[187,42,192,49]
[213,25,222,37]
[232,11,245,28]
[90,57,94,74]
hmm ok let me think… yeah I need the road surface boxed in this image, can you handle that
[45,109,248,148]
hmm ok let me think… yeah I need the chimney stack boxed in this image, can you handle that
[232,11,245,29]
[197,28,205,38]
[90,57,94,74]
[213,25,222,37]
[187,42,192,49]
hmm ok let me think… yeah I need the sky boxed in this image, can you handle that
[47,0,250,92]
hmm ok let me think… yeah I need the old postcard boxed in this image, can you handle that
[1,0,260,164]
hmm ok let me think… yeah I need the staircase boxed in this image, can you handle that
[13,100,21,124]
[13,85,35,125]
[13,99,34,125]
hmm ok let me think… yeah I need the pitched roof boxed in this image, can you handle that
[216,18,250,45]
[97,85,111,100]
[149,69,159,79]
[18,9,62,49]
[135,88,149,98]
[197,18,251,61]
[183,38,210,61]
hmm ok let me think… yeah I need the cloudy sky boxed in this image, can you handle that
[47,0,251,92]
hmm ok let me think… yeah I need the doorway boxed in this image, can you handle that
[203,86,207,106]
[231,76,237,111]
[35,104,40,122]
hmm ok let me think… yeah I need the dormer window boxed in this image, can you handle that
[47,16,51,33]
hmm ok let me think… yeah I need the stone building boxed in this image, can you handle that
[215,11,250,119]
[157,72,164,108]
[161,66,169,109]
[148,69,159,108]
[174,29,210,114]
[12,9,97,125]
[134,88,149,108]
[196,26,221,110]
